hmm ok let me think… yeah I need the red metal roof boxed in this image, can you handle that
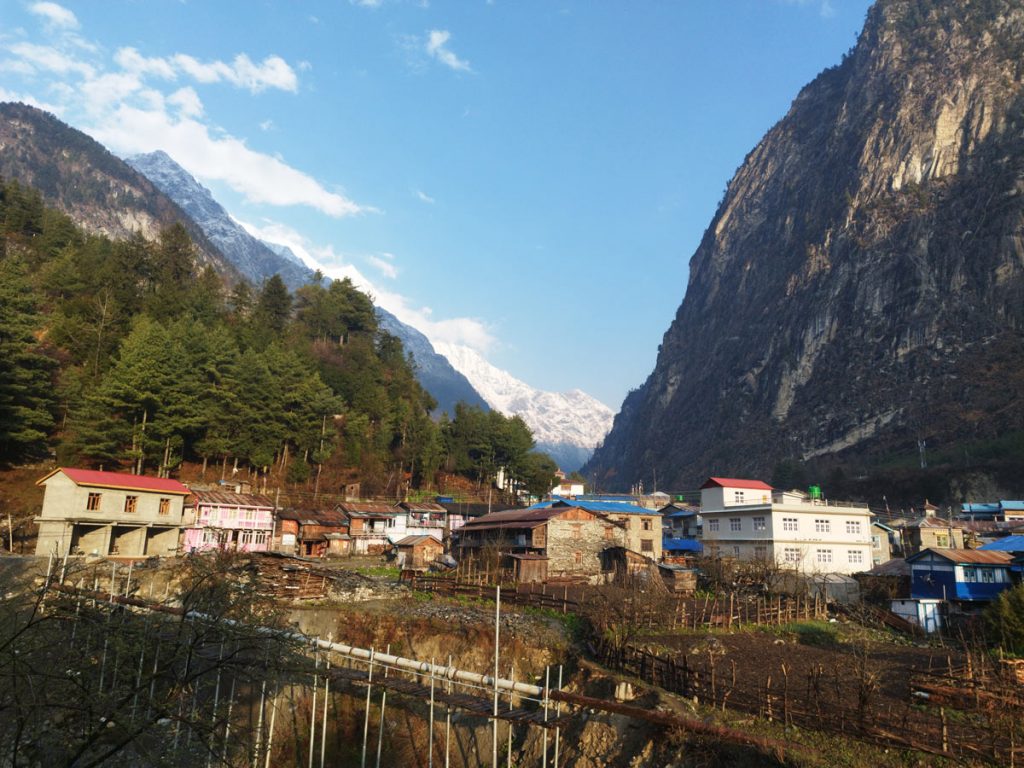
[39,468,190,495]
[700,477,773,491]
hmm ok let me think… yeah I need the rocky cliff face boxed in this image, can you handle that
[0,103,233,276]
[587,0,1024,490]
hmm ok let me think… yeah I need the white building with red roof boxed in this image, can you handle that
[34,468,190,558]
[699,477,872,574]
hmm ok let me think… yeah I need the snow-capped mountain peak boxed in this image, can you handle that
[434,342,614,472]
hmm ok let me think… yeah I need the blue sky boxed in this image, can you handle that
[0,0,873,409]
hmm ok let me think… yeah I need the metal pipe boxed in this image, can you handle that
[375,644,389,768]
[541,666,550,768]
[428,657,435,768]
[553,665,563,768]
[263,686,279,768]
[320,642,330,768]
[308,651,318,768]
[361,648,374,768]
[492,585,500,768]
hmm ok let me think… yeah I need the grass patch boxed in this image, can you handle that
[770,620,841,648]
[354,565,400,579]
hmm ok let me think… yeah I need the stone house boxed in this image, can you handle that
[34,468,190,558]
[455,505,626,582]
[899,513,968,556]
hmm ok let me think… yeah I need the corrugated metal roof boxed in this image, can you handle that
[865,558,910,577]
[1002,500,1024,511]
[398,501,448,513]
[193,490,275,508]
[978,536,1024,552]
[337,502,395,515]
[395,534,442,547]
[908,548,1013,565]
[463,507,569,526]
[962,503,1001,514]
[39,468,190,495]
[700,477,773,491]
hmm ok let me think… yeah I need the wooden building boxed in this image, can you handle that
[394,534,444,570]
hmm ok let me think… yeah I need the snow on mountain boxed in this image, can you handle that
[434,342,614,472]
[126,150,311,290]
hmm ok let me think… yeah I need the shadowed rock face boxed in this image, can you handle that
[587,0,1024,490]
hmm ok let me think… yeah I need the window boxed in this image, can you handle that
[574,551,583,566]
[87,492,102,511]
[753,516,766,531]
[124,495,138,514]
[604,526,614,541]
[571,524,582,540]
[962,567,978,582]
[729,518,742,532]
[708,519,720,532]
[980,569,996,584]
[732,545,741,557]
[783,547,801,563]
[253,530,268,546]
[871,535,881,548]
[642,519,652,531]
[848,550,863,564]
[158,498,171,516]
[782,517,798,532]
[935,534,949,548]
[641,539,653,553]
[816,549,833,564]
[815,519,830,534]
[846,520,861,535]
[733,490,745,504]
[754,545,767,559]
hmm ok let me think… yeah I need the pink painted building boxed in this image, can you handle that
[182,490,275,553]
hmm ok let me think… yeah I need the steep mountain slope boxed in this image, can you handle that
[123,149,491,415]
[375,309,490,416]
[0,103,234,276]
[437,342,614,472]
[126,151,312,290]
[587,0,1024,490]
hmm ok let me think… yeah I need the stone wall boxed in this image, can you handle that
[546,516,624,577]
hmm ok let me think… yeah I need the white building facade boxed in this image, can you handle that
[700,477,873,575]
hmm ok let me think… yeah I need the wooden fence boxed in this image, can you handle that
[599,642,1023,765]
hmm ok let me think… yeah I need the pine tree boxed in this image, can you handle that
[0,257,56,461]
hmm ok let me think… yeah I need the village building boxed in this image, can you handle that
[182,490,275,553]
[899,511,969,556]
[395,500,460,537]
[394,534,444,570]
[34,468,190,558]
[549,478,585,497]
[276,509,350,558]
[336,502,396,554]
[894,548,1015,632]
[699,477,873,575]
[660,503,700,538]
[455,505,626,583]
[960,500,1024,523]
[870,522,895,565]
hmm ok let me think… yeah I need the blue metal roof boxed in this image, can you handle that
[665,509,698,518]
[663,537,703,553]
[1002,500,1024,511]
[533,498,654,515]
[979,535,1024,553]
[962,503,1001,514]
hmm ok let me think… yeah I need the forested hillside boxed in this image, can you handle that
[0,178,557,498]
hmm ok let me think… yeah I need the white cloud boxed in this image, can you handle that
[115,47,176,80]
[170,53,297,93]
[168,86,203,118]
[367,253,398,279]
[90,106,368,217]
[259,118,275,131]
[29,2,79,30]
[350,0,383,7]
[425,30,471,72]
[414,188,435,204]
[8,41,94,77]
